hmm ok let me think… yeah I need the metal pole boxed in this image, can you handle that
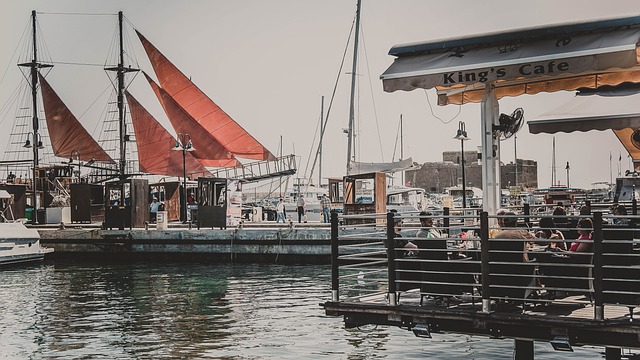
[461,133,466,209]
[346,0,361,175]
[330,211,339,301]
[319,96,324,187]
[30,11,39,225]
[386,211,397,305]
[480,211,491,313]
[400,114,404,186]
[117,11,126,180]
[593,211,604,320]
[182,135,188,223]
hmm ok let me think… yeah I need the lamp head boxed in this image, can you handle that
[23,139,32,148]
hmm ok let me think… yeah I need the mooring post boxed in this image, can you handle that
[593,211,604,320]
[386,211,397,305]
[480,211,490,313]
[514,339,534,360]
[330,211,339,302]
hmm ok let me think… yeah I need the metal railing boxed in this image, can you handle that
[330,210,640,320]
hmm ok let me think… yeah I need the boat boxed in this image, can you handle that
[0,190,52,265]
[386,186,428,214]
[612,171,640,202]
[2,11,296,227]
[444,186,483,208]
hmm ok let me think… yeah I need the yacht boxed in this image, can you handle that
[0,190,53,265]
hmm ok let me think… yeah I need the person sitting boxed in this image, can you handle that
[610,204,630,226]
[6,171,15,183]
[393,214,417,256]
[535,217,567,251]
[569,217,593,253]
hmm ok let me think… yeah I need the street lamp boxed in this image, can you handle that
[565,161,570,188]
[173,133,195,223]
[24,132,44,225]
[454,121,470,209]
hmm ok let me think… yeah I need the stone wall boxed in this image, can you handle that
[405,152,537,193]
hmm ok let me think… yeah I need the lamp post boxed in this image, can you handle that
[565,161,570,188]
[454,121,470,209]
[24,132,44,224]
[173,133,194,223]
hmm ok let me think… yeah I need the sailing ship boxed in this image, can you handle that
[2,11,294,224]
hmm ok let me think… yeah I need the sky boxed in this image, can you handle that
[1,0,640,190]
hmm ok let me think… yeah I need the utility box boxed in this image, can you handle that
[104,178,149,230]
[343,172,386,224]
[196,177,243,229]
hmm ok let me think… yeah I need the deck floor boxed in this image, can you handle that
[348,289,638,322]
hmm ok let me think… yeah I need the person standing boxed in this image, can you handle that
[321,194,331,223]
[296,194,306,223]
[276,198,285,223]
[150,197,160,223]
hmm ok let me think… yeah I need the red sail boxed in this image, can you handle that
[125,91,211,177]
[145,73,241,168]
[38,74,114,163]
[137,30,276,161]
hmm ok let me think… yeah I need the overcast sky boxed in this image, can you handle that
[2,0,640,190]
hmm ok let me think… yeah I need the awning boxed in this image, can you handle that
[527,92,640,167]
[381,16,640,105]
[528,92,640,134]
[348,158,415,175]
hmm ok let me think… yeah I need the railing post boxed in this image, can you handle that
[386,211,397,305]
[633,198,638,216]
[480,211,491,313]
[523,203,531,228]
[593,211,604,320]
[331,211,339,302]
[443,207,450,236]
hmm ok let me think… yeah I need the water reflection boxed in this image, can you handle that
[0,261,608,359]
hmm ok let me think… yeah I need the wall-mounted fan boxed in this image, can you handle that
[493,107,524,140]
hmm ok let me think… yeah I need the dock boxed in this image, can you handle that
[37,222,334,263]
[322,211,640,359]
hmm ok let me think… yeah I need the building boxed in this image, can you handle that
[405,151,537,193]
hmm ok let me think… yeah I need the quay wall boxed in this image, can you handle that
[38,226,334,264]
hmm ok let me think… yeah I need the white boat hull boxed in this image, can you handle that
[0,222,52,266]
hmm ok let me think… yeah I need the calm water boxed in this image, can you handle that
[0,261,616,359]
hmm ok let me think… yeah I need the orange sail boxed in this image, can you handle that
[137,30,276,162]
[125,91,211,177]
[38,73,114,163]
[145,73,240,168]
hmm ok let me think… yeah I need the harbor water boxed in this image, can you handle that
[0,261,618,359]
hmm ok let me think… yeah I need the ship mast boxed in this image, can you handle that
[105,11,139,180]
[18,10,52,225]
[346,0,362,175]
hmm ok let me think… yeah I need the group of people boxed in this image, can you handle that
[275,193,332,224]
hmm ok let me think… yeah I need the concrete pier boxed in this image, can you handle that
[38,223,335,263]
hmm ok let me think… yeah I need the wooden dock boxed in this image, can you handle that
[323,211,640,359]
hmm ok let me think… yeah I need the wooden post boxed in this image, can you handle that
[593,211,604,320]
[514,340,534,360]
[330,211,339,302]
[480,211,490,313]
[386,211,397,305]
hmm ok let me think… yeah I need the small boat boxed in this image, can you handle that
[0,190,52,266]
